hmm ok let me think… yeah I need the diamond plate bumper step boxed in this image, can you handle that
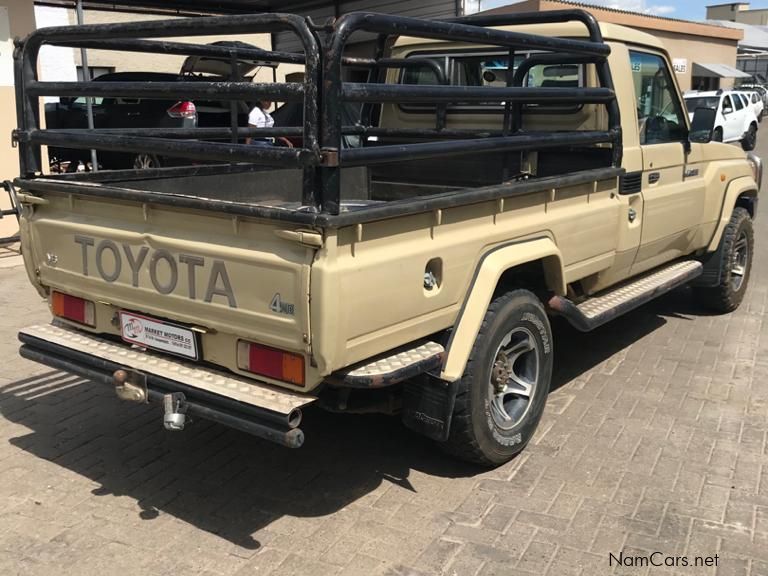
[549,260,703,332]
[333,341,445,388]
[18,324,316,448]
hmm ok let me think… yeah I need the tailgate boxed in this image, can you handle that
[22,192,317,387]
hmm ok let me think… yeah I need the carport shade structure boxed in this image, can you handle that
[34,0,322,15]
[692,62,752,79]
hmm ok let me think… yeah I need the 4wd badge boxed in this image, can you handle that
[270,293,295,316]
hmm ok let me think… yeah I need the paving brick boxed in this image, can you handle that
[412,538,461,575]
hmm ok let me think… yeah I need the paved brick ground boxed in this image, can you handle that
[2,139,768,576]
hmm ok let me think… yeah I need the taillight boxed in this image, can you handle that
[237,340,305,386]
[51,291,95,326]
[167,101,196,119]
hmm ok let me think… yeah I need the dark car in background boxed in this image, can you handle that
[45,71,197,171]
[45,42,273,171]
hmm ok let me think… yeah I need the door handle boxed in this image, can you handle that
[648,172,660,184]
[628,207,637,223]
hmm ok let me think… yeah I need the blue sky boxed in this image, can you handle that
[472,0,768,21]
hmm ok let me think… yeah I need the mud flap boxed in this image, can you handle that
[401,374,458,442]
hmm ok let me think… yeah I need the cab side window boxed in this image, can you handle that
[723,95,733,114]
[734,94,744,110]
[630,50,687,145]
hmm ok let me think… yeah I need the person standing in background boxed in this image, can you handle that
[246,99,292,147]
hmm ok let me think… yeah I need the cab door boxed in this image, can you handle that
[629,50,705,274]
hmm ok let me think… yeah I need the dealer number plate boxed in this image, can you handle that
[119,311,199,360]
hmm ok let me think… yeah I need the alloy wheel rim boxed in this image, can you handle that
[134,154,155,170]
[731,230,749,292]
[488,327,539,430]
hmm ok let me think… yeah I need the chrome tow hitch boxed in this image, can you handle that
[163,392,188,431]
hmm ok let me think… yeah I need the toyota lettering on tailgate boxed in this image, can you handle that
[73,235,237,308]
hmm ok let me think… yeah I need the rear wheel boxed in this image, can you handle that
[742,124,757,151]
[441,290,553,466]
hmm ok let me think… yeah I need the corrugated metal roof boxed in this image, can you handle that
[708,19,768,49]
[540,0,734,28]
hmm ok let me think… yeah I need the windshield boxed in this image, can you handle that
[684,96,719,112]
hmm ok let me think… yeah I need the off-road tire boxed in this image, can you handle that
[441,290,553,466]
[713,127,723,142]
[695,207,754,313]
[742,123,757,151]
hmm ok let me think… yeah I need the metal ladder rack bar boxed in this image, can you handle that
[320,9,621,215]
[341,84,615,104]
[26,131,316,167]
[16,10,322,208]
[15,8,621,219]
[26,81,305,101]
[340,131,616,167]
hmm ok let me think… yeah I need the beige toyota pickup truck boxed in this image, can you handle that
[11,9,761,465]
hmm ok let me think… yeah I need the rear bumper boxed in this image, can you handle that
[18,324,316,448]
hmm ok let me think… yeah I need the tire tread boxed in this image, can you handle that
[441,290,546,466]
[695,207,752,313]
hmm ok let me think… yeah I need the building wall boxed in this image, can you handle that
[488,0,741,93]
[706,3,750,22]
[732,8,768,25]
[0,0,36,242]
[57,8,277,83]
[652,31,738,91]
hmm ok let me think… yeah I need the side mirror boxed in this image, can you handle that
[722,106,732,115]
[689,107,717,143]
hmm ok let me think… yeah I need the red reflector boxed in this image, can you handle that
[249,345,283,380]
[51,291,95,326]
[167,101,196,119]
[237,340,305,386]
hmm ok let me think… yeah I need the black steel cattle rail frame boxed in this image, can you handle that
[13,8,622,220]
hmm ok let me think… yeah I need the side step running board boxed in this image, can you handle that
[332,341,445,388]
[549,260,703,332]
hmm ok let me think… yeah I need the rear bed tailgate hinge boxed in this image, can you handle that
[274,228,323,248]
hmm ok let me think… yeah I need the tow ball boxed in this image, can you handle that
[112,369,148,403]
[163,392,188,431]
